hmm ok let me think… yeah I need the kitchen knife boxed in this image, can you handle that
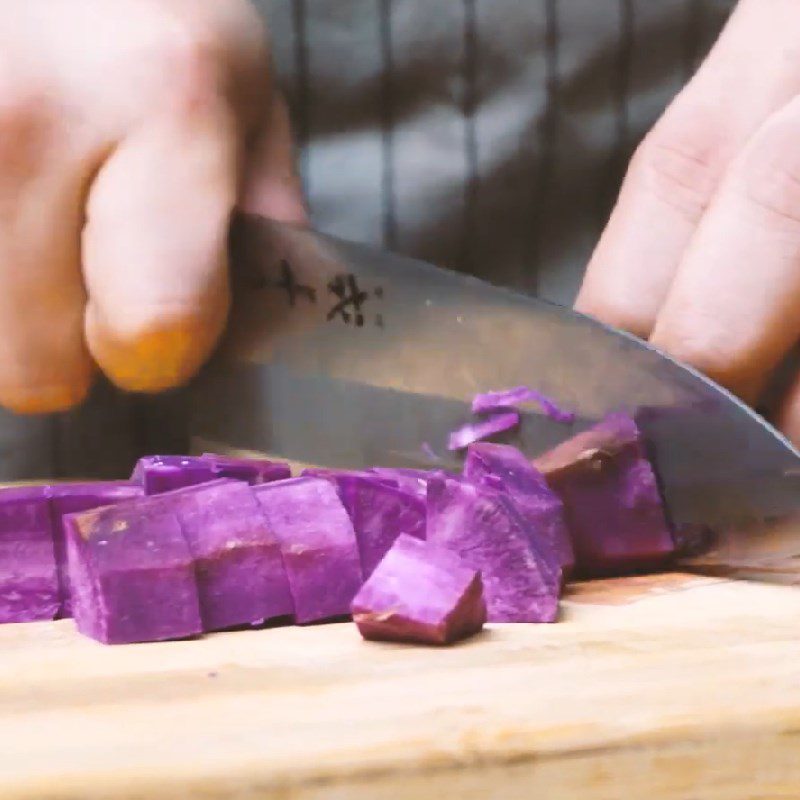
[188,214,800,578]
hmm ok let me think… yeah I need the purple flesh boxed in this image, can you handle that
[158,480,293,631]
[252,477,363,624]
[301,468,397,518]
[65,502,202,644]
[131,454,291,495]
[131,456,216,495]
[471,386,576,424]
[533,413,674,577]
[303,469,426,575]
[346,478,426,578]
[352,534,486,645]
[447,411,520,451]
[48,482,144,617]
[426,475,559,622]
[464,443,574,579]
[0,487,59,623]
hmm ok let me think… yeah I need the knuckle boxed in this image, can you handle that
[631,127,723,221]
[738,132,800,230]
[632,97,732,221]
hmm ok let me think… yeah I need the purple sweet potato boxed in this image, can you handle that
[447,411,520,451]
[533,413,674,576]
[48,482,144,617]
[301,469,397,517]
[65,502,202,644]
[0,487,59,623]
[252,477,362,623]
[131,456,216,495]
[348,479,426,578]
[426,475,559,622]
[131,454,290,495]
[161,480,293,630]
[352,534,486,645]
[302,470,424,576]
[464,443,574,578]
[471,386,576,423]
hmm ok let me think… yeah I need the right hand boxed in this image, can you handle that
[0,0,305,414]
[576,0,800,442]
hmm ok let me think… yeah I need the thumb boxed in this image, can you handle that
[240,90,307,224]
[82,100,237,393]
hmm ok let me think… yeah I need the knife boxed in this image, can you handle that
[188,213,800,579]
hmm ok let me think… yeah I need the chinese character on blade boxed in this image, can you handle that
[326,273,369,326]
[274,259,316,307]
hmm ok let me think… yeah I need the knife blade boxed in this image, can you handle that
[188,214,800,577]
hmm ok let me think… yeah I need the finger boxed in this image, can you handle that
[0,92,94,413]
[576,0,800,336]
[650,94,800,404]
[240,90,307,224]
[83,99,237,393]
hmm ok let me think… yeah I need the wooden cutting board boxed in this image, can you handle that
[2,573,800,799]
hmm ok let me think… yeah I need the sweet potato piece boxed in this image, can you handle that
[48,482,144,617]
[0,487,58,623]
[464,443,574,578]
[352,534,486,645]
[130,456,216,495]
[533,413,674,576]
[65,503,201,644]
[163,480,293,630]
[131,454,290,495]
[302,470,425,577]
[426,476,559,622]
[471,386,575,423]
[252,478,362,623]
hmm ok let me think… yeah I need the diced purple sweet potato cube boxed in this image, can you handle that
[352,534,486,645]
[533,413,674,577]
[301,469,397,519]
[65,502,202,644]
[302,469,424,577]
[48,482,144,617]
[0,487,59,623]
[131,456,217,495]
[426,476,559,623]
[200,453,291,484]
[159,480,293,630]
[348,479,426,578]
[132,454,291,495]
[464,443,574,578]
[252,477,362,624]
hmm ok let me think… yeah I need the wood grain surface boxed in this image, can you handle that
[2,573,799,799]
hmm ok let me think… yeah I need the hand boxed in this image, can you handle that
[0,0,304,414]
[575,0,800,443]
